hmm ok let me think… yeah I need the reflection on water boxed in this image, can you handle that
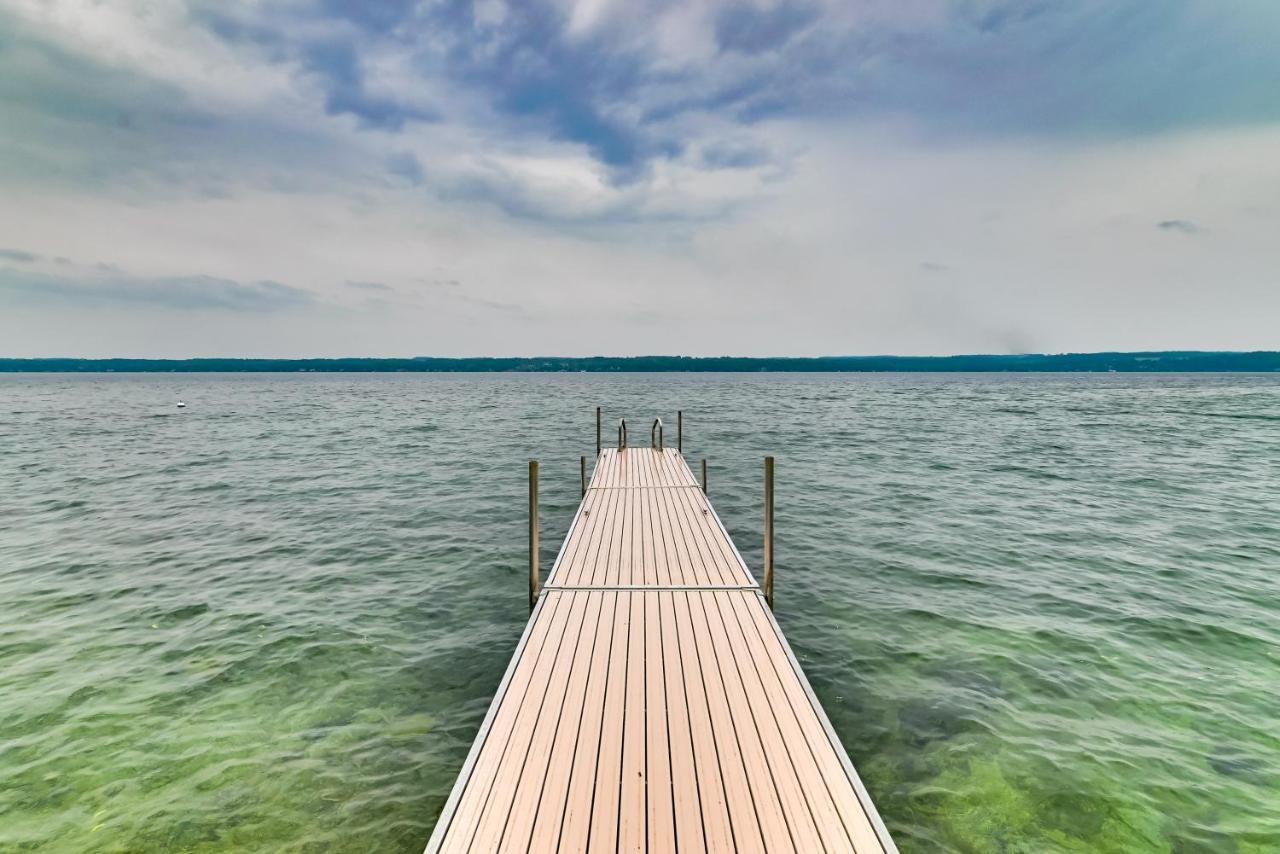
[1,373,1278,852]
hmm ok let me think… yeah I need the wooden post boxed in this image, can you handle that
[701,458,707,494]
[529,460,540,610]
[678,410,683,454]
[580,455,587,497]
[595,407,601,457]
[763,456,774,610]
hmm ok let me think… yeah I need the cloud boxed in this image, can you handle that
[700,140,773,170]
[345,280,393,292]
[313,0,422,36]
[1157,219,1200,234]
[300,39,439,131]
[1,2,1279,357]
[0,267,315,312]
[0,248,40,262]
[714,2,818,54]
[449,293,529,316]
[11,0,1277,228]
[386,152,425,185]
[193,6,439,131]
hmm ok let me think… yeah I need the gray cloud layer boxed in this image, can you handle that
[0,266,315,312]
[192,0,1280,171]
[0,1,1277,356]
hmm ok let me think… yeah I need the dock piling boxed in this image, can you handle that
[529,460,540,610]
[678,410,683,453]
[580,455,587,497]
[764,455,774,609]
[595,407,601,457]
[701,458,707,494]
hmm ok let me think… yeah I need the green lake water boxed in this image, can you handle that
[1,373,1277,852]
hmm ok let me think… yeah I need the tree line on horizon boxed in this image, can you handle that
[1,352,1277,372]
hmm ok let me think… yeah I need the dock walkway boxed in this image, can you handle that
[426,447,896,853]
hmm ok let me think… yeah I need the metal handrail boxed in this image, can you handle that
[651,417,664,450]
[617,418,627,449]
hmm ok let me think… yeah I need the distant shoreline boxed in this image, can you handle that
[2,353,1278,373]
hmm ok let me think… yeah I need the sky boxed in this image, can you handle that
[1,0,1278,358]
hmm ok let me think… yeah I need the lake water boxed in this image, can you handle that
[2,373,1278,853]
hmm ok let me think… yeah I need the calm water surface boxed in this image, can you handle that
[2,373,1278,853]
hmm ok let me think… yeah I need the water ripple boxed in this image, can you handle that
[1,372,1278,852]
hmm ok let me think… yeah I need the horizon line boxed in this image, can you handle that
[2,351,1279,374]
[3,350,1280,361]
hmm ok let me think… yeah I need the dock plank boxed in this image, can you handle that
[426,447,895,854]
[643,591,676,853]
[669,590,737,854]
[549,485,753,589]
[525,590,612,852]
[618,590,647,851]
[496,591,604,852]
[550,591,621,852]
[676,589,771,852]
[657,590,713,852]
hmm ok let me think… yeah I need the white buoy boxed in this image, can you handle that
[176,401,186,408]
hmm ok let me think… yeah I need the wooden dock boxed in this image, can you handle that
[425,445,897,853]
